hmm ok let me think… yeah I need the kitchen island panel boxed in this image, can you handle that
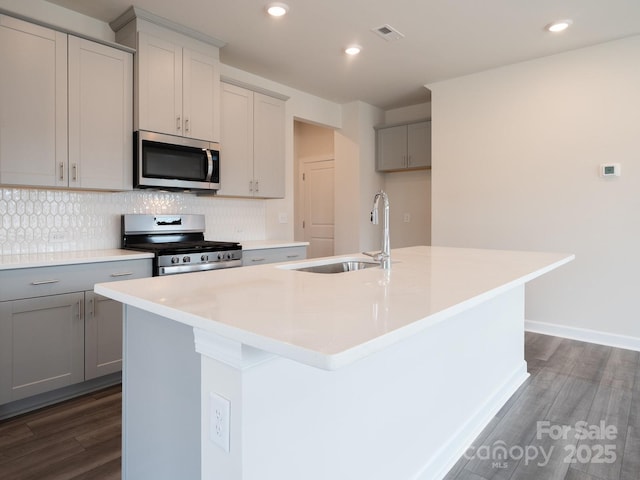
[196,286,526,479]
[123,307,201,480]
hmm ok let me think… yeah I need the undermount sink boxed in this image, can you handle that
[286,259,380,274]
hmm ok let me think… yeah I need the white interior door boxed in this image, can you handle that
[303,159,335,258]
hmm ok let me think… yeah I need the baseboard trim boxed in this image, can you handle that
[525,320,640,352]
[0,372,121,420]
[421,362,530,480]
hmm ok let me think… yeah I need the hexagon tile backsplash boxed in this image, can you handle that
[0,187,266,255]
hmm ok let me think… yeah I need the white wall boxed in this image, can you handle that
[383,171,431,247]
[383,103,432,247]
[385,102,431,125]
[429,35,640,341]
[334,102,384,254]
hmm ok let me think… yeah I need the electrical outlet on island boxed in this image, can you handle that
[209,392,230,452]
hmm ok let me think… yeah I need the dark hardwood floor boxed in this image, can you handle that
[445,333,640,480]
[0,385,121,480]
[1,333,638,480]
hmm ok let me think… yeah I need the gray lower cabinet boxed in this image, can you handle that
[242,246,307,266]
[84,291,123,380]
[0,292,85,404]
[0,259,151,406]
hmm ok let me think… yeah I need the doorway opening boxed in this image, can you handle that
[294,120,336,259]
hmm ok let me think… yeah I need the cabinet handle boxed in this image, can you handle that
[407,155,411,167]
[87,297,94,318]
[255,180,259,192]
[185,117,190,134]
[72,163,77,181]
[249,180,253,192]
[59,162,64,181]
[110,272,133,277]
[176,116,181,131]
[30,279,60,285]
[251,258,266,262]
[286,254,300,259]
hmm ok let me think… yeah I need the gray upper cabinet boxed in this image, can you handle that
[218,82,286,198]
[136,31,220,142]
[0,16,68,187]
[112,9,223,143]
[0,15,133,190]
[68,36,133,190]
[376,120,431,172]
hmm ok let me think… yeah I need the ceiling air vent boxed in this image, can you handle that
[372,24,404,42]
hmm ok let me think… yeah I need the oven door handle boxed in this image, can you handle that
[205,149,213,182]
[159,260,242,276]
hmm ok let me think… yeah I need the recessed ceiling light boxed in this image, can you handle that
[545,19,573,33]
[266,3,289,17]
[345,45,362,56]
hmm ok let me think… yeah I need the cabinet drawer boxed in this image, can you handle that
[0,259,152,302]
[242,246,307,266]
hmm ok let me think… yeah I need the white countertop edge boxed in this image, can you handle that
[0,249,155,270]
[326,252,575,370]
[95,252,574,370]
[240,240,309,251]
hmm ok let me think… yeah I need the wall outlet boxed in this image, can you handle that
[278,212,289,224]
[209,392,230,452]
[403,213,411,223]
[50,231,66,242]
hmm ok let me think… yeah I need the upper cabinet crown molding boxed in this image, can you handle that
[0,8,134,53]
[220,75,290,102]
[110,6,225,49]
[374,118,431,130]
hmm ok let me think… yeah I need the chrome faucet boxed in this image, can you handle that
[364,190,391,269]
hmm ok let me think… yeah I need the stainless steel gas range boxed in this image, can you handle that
[121,214,242,276]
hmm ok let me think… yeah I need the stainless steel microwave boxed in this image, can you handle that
[134,130,220,192]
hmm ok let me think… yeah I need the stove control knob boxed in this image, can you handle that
[217,253,223,260]
[171,256,180,264]
[225,253,232,260]
[183,256,190,263]
[201,254,208,262]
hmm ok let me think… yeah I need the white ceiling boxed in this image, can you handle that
[45,0,640,109]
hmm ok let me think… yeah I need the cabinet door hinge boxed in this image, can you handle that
[302,173,305,181]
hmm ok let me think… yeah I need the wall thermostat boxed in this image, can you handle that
[600,163,621,177]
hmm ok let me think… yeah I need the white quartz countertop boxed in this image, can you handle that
[95,246,573,370]
[240,240,309,251]
[0,249,154,270]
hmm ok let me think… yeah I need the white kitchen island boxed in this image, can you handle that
[94,245,573,480]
